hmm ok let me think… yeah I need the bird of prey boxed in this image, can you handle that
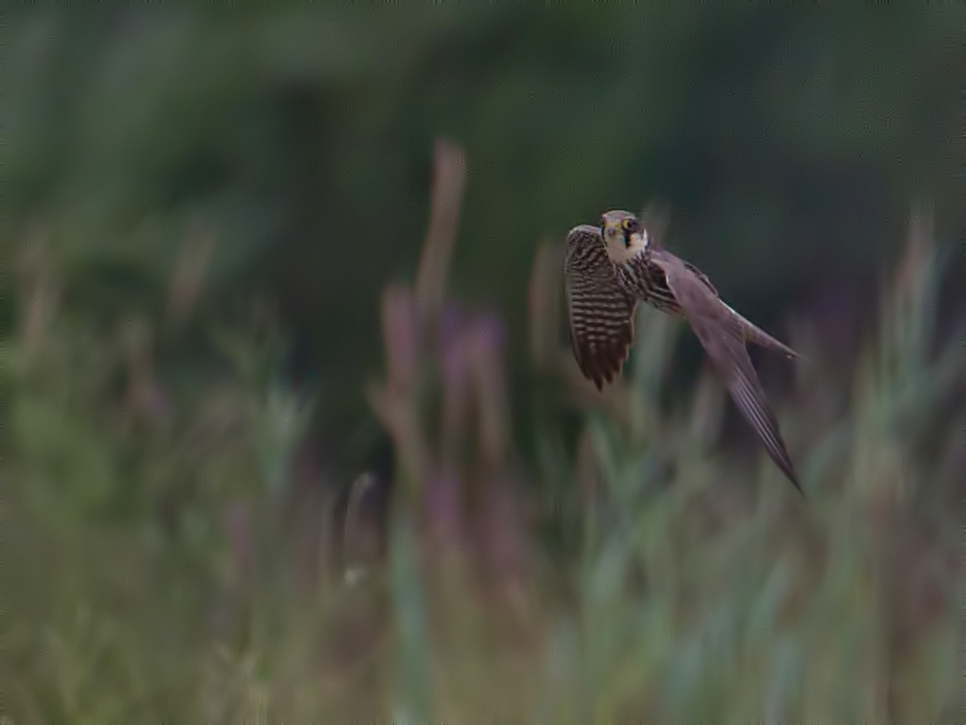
[563,209,803,493]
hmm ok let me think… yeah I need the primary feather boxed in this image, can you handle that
[649,249,802,494]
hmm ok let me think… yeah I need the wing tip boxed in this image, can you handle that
[765,430,804,498]
[783,346,803,362]
[783,464,806,498]
[770,437,805,498]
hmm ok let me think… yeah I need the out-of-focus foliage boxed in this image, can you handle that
[5,6,964,417]
[6,140,963,721]
[4,7,965,724]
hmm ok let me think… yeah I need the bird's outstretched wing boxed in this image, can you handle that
[563,225,636,390]
[649,249,802,494]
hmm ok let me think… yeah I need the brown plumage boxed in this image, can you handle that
[563,224,636,389]
[563,209,803,494]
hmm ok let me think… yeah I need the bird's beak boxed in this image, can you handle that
[601,220,620,239]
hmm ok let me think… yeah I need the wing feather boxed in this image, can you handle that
[563,225,636,390]
[650,249,802,493]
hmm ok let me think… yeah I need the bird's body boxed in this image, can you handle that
[563,210,803,493]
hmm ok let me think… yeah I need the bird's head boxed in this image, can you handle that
[600,209,650,264]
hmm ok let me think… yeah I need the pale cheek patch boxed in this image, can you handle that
[635,230,650,254]
[607,231,649,264]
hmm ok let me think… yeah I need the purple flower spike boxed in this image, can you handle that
[424,471,464,545]
[439,304,470,386]
[441,330,470,391]
[469,314,511,465]
[437,303,465,351]
[473,313,506,359]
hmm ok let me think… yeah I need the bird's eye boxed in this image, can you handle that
[622,217,638,233]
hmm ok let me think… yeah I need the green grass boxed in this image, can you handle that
[3,187,962,723]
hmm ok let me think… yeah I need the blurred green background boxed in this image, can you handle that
[4,6,964,723]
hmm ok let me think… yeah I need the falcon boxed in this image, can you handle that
[563,209,803,493]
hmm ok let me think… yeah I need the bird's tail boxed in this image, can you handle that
[723,303,800,359]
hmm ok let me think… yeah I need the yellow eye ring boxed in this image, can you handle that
[621,218,633,231]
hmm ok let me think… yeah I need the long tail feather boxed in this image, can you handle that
[722,303,799,359]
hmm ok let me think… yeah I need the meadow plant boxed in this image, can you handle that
[4,143,962,723]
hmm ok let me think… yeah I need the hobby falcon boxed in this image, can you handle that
[563,209,803,493]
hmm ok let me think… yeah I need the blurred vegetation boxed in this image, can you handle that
[4,7,965,724]
[6,6,964,421]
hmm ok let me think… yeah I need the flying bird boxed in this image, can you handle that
[563,209,803,493]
